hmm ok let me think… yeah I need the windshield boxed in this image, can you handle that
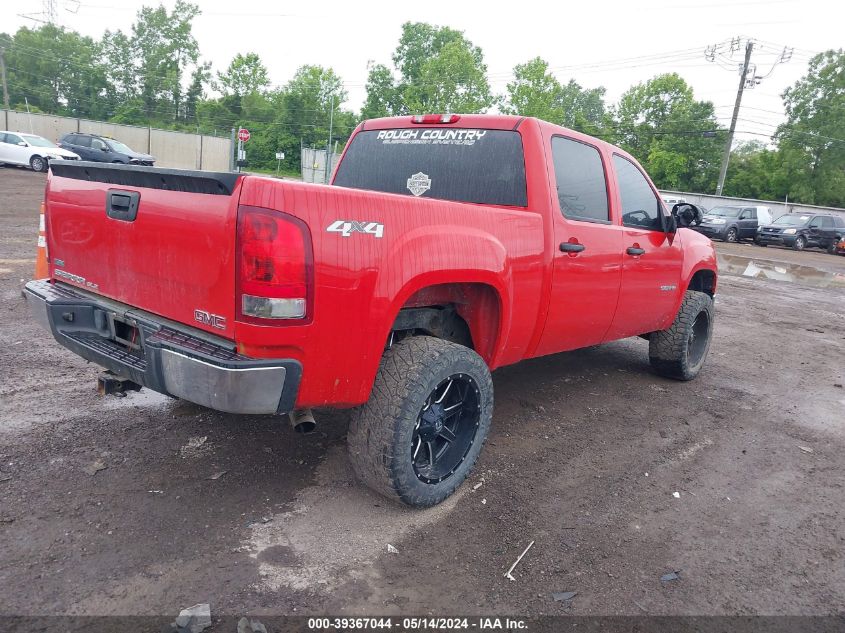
[333,128,528,207]
[773,215,810,226]
[708,206,741,217]
[106,139,134,153]
[22,135,58,148]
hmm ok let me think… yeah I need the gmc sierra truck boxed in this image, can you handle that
[24,114,717,507]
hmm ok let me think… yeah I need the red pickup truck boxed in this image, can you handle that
[25,114,717,507]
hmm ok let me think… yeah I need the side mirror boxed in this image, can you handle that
[664,213,678,234]
[100,146,109,152]
[671,203,703,229]
[17,141,27,147]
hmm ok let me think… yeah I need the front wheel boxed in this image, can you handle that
[725,227,738,243]
[29,155,47,172]
[649,290,714,381]
[347,336,493,507]
[792,236,806,251]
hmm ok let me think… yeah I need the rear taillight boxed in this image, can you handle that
[236,205,313,324]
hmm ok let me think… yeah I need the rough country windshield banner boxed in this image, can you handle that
[333,129,527,207]
[375,129,490,146]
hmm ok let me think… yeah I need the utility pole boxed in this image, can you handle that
[325,93,335,184]
[715,40,753,196]
[0,45,9,110]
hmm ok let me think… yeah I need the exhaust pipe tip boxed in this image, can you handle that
[289,409,317,434]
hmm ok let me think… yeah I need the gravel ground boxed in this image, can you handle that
[1,167,844,619]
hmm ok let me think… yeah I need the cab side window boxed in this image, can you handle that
[6,133,23,145]
[613,154,662,231]
[91,138,107,151]
[809,217,822,228]
[551,136,609,223]
[741,207,756,220]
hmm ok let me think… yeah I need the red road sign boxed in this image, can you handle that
[237,128,250,142]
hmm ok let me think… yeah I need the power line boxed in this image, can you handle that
[705,37,794,194]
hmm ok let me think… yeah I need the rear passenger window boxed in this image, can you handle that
[74,135,91,148]
[551,136,609,222]
[821,217,833,228]
[613,155,663,231]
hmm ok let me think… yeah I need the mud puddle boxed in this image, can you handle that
[718,253,845,289]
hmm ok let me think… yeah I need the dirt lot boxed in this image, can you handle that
[1,167,844,619]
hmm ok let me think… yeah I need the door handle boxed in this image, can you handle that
[560,242,586,253]
[626,246,646,256]
[106,189,141,222]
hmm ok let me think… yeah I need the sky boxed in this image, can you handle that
[3,0,842,145]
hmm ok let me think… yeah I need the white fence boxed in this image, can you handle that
[660,190,845,221]
[1,110,232,172]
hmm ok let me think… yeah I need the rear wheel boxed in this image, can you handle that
[827,239,840,254]
[649,290,714,381]
[29,155,47,172]
[792,236,806,251]
[347,336,493,507]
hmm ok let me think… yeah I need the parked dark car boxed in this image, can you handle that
[755,213,845,252]
[57,133,155,166]
[691,205,772,243]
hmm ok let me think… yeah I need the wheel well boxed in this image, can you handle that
[390,283,501,363]
[688,269,716,296]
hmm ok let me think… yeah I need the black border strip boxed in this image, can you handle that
[50,161,239,195]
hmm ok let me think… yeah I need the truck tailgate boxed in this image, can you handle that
[45,162,242,340]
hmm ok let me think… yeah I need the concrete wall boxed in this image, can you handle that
[660,189,845,222]
[2,109,232,172]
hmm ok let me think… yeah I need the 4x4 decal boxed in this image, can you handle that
[327,220,384,238]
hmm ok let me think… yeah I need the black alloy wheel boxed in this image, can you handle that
[412,374,481,484]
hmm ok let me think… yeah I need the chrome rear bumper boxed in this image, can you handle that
[23,280,301,415]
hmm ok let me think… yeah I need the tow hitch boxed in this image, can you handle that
[97,371,142,397]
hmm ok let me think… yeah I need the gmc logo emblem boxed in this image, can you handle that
[194,309,226,330]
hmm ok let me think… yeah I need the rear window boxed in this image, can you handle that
[333,128,528,207]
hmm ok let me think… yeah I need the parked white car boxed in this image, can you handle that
[662,196,687,207]
[0,131,81,172]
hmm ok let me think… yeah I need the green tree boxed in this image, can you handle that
[612,73,722,192]
[184,61,211,122]
[130,0,200,122]
[721,141,785,200]
[503,57,606,131]
[775,49,845,206]
[216,53,270,98]
[404,40,494,113]
[503,57,566,121]
[363,22,494,115]
[559,79,606,132]
[3,25,111,119]
[100,30,135,108]
[361,63,400,119]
